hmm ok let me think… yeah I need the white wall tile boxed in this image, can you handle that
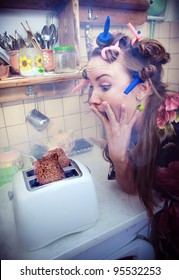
[79,94,90,113]
[0,128,9,148]
[47,117,65,136]
[158,38,169,51]
[44,98,63,118]
[170,21,179,38]
[81,111,96,129]
[169,54,179,69]
[158,22,170,38]
[82,127,97,138]
[168,69,179,84]
[169,38,179,53]
[63,96,80,115]
[0,107,5,128]
[64,114,81,131]
[27,123,48,142]
[3,104,25,126]
[7,124,29,146]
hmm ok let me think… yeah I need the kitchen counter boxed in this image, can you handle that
[0,145,150,260]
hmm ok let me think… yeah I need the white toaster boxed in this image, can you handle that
[11,159,99,251]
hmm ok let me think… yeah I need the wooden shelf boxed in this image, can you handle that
[0,72,82,89]
[0,0,67,10]
[79,0,149,11]
[0,0,149,11]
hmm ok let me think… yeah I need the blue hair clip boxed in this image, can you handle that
[96,16,113,47]
[124,73,143,95]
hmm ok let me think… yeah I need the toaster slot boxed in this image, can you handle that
[26,169,35,177]
[29,178,41,188]
[64,168,79,178]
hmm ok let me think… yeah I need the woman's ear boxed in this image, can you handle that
[136,80,152,101]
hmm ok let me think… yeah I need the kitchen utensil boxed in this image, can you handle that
[41,25,50,49]
[11,158,99,250]
[49,24,58,49]
[35,32,45,49]
[9,35,19,50]
[21,21,41,49]
[26,108,49,132]
[15,30,27,49]
[3,31,13,51]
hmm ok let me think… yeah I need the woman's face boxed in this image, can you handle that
[86,55,139,123]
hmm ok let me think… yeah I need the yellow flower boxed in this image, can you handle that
[19,56,32,71]
[35,55,43,67]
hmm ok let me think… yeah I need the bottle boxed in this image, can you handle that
[54,46,77,73]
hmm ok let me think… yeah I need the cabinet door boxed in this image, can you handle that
[58,0,81,66]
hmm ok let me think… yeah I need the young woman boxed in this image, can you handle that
[73,21,179,259]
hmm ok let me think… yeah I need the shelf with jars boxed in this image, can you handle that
[0,0,149,102]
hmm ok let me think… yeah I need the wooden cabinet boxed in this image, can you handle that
[0,0,149,102]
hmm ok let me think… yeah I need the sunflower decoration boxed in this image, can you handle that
[19,55,32,72]
[35,55,43,68]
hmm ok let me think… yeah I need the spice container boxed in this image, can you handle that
[19,47,45,77]
[54,46,77,73]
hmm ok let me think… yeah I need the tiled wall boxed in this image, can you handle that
[0,20,179,155]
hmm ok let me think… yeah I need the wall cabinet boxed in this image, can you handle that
[0,0,149,102]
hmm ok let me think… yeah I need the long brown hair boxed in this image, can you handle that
[84,33,170,216]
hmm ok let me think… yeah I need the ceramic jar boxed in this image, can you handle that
[41,49,54,72]
[9,50,20,74]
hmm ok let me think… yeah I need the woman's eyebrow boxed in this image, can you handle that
[96,74,111,81]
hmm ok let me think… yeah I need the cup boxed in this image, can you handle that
[41,49,54,72]
[19,47,45,77]
[0,65,10,79]
[26,109,49,132]
[9,50,20,74]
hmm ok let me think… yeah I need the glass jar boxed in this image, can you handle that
[19,47,45,77]
[54,46,77,73]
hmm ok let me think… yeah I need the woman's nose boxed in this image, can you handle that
[89,90,101,105]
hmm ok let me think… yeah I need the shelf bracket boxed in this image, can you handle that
[26,85,38,96]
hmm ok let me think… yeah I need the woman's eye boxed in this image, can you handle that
[101,84,111,91]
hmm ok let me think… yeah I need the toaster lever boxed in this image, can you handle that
[8,191,13,201]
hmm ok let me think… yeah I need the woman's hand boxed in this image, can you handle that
[90,101,139,163]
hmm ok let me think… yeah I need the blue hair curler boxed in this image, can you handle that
[96,16,113,47]
[124,73,143,95]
